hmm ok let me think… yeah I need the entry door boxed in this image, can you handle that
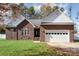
[34,28,40,40]
[34,29,40,37]
[45,30,69,42]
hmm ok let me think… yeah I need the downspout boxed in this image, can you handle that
[17,29,18,40]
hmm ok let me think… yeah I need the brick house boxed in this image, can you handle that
[6,10,74,42]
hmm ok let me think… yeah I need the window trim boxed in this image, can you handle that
[21,28,29,35]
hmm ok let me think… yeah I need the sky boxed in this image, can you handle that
[63,3,79,32]
[24,3,79,32]
[58,3,79,32]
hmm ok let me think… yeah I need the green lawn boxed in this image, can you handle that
[0,40,71,56]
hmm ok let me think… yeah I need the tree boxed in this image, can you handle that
[76,11,79,20]
[19,3,28,15]
[27,6,35,16]
[52,6,59,12]
[0,25,5,34]
[74,25,77,34]
[68,4,72,18]
[40,4,52,17]
[40,4,59,17]
[60,7,64,12]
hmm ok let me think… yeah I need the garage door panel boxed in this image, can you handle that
[45,30,69,42]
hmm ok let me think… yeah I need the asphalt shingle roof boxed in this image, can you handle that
[41,10,74,25]
[6,10,74,28]
[6,15,25,27]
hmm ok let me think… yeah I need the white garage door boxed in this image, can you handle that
[45,30,69,42]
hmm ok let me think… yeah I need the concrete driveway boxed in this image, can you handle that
[47,42,79,55]
[47,42,79,48]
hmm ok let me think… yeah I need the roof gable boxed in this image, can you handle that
[6,10,74,28]
[43,10,61,21]
[6,15,35,28]
[6,15,25,27]
[53,13,73,23]
[7,19,25,27]
[28,19,42,27]
[41,10,74,25]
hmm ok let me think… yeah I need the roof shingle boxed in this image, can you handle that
[6,10,74,28]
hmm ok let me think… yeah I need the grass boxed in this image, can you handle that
[0,40,72,56]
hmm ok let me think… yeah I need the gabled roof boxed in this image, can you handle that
[41,10,74,25]
[43,10,61,21]
[6,15,25,27]
[7,19,24,27]
[53,13,73,23]
[6,9,74,28]
[6,15,36,28]
[28,19,42,27]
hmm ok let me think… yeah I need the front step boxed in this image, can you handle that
[34,37,39,41]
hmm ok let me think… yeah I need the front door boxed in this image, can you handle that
[34,28,40,40]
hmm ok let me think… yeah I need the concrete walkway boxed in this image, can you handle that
[47,42,79,48]
[33,41,40,43]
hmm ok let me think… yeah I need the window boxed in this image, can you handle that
[60,33,62,35]
[52,33,54,35]
[45,32,68,35]
[21,28,29,35]
[57,33,59,35]
[25,29,27,35]
[46,33,48,35]
[49,33,51,35]
[25,28,29,35]
[63,33,65,35]
[21,29,24,35]
[54,33,56,35]
[27,29,29,34]
[66,33,68,35]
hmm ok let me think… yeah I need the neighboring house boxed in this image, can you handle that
[5,10,74,42]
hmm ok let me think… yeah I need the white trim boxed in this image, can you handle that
[41,22,74,25]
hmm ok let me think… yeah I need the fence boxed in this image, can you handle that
[0,34,6,39]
